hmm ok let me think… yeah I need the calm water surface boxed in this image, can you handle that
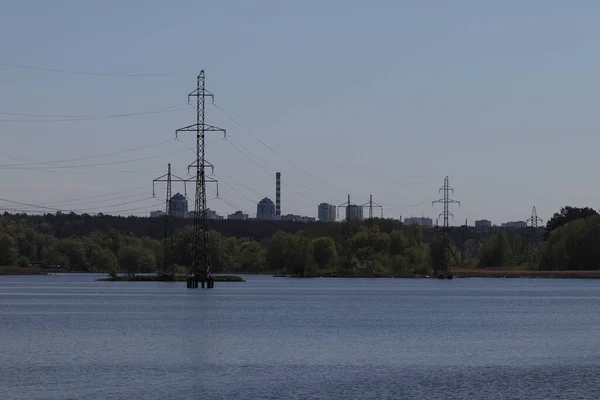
[1,274,600,399]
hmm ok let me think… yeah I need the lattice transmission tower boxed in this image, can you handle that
[152,163,189,280]
[175,70,225,289]
[526,206,543,267]
[361,194,383,269]
[337,194,357,274]
[432,176,460,279]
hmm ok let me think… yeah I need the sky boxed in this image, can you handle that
[1,0,600,225]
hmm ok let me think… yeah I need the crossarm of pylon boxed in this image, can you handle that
[175,123,226,134]
[187,160,214,174]
[188,88,214,99]
[153,175,190,196]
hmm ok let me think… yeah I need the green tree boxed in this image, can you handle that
[266,231,311,275]
[311,237,337,269]
[90,249,118,277]
[17,256,30,268]
[539,215,600,270]
[479,231,511,267]
[266,231,293,271]
[138,248,157,273]
[0,233,17,266]
[58,239,87,270]
[237,241,266,273]
[545,206,598,239]
[388,230,407,256]
[118,246,145,277]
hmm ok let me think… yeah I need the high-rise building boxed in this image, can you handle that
[318,203,337,222]
[169,193,188,218]
[346,204,363,221]
[257,197,276,220]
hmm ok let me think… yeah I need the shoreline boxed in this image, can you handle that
[97,275,245,282]
[3,266,600,279]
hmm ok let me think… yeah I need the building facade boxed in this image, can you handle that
[475,219,492,228]
[403,217,433,227]
[228,211,249,220]
[346,204,363,221]
[280,214,316,223]
[501,221,527,228]
[318,203,337,222]
[206,209,223,220]
[169,193,188,218]
[150,210,165,218]
[257,197,276,220]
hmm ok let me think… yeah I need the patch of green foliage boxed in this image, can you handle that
[1,205,599,278]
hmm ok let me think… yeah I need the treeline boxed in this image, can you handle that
[0,205,598,276]
[0,216,532,277]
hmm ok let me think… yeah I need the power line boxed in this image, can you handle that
[0,194,161,214]
[0,61,193,77]
[214,103,435,188]
[222,137,322,205]
[39,185,153,205]
[0,149,188,169]
[224,136,276,176]
[0,139,175,167]
[213,103,346,193]
[32,191,155,208]
[0,104,189,123]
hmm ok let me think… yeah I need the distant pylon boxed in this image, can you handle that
[152,163,190,279]
[432,176,460,279]
[361,194,383,269]
[337,194,355,273]
[461,218,468,266]
[526,206,543,267]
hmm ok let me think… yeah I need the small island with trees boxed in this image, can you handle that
[0,205,598,280]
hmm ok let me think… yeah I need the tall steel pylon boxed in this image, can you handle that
[461,218,468,266]
[152,163,189,280]
[337,194,356,274]
[526,206,543,267]
[432,176,460,279]
[175,70,225,289]
[361,194,383,270]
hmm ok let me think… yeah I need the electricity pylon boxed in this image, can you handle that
[361,194,383,270]
[526,206,543,268]
[432,176,460,279]
[337,194,357,274]
[152,163,189,280]
[175,70,225,289]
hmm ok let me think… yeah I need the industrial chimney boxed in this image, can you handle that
[275,172,281,216]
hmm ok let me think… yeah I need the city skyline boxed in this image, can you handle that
[2,2,600,224]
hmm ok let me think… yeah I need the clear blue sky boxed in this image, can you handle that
[1,0,600,225]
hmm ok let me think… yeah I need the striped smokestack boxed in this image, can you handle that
[275,172,281,216]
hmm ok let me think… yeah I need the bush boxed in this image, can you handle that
[17,256,30,268]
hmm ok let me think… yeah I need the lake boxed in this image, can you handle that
[1,274,599,399]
